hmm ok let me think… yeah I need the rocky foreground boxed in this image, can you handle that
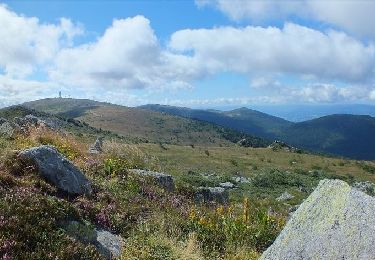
[261,179,375,259]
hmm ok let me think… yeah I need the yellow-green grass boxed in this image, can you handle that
[137,143,375,182]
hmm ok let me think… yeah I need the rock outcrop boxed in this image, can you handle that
[19,145,92,195]
[195,187,229,204]
[89,137,104,154]
[0,114,54,138]
[129,169,174,191]
[268,140,301,153]
[0,119,20,138]
[261,179,375,260]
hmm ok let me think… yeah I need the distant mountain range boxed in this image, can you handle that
[245,104,375,122]
[140,104,375,160]
[22,98,375,160]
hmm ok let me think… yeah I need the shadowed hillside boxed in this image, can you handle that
[140,104,375,160]
[140,104,292,138]
[281,115,375,160]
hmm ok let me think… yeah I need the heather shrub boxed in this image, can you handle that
[0,186,101,259]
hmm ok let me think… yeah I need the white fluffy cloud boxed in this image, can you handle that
[0,4,82,78]
[0,3,374,106]
[197,0,375,39]
[50,16,195,90]
[170,23,375,82]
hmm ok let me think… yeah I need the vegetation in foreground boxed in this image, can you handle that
[0,123,374,259]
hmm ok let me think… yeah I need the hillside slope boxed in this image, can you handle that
[140,104,292,138]
[140,105,375,160]
[24,98,268,147]
[281,114,375,160]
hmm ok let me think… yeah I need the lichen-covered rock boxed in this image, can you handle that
[129,169,174,191]
[195,187,228,204]
[232,176,251,184]
[261,179,375,260]
[19,145,92,195]
[0,120,20,138]
[96,230,123,259]
[89,137,104,154]
[219,182,235,189]
[276,191,294,201]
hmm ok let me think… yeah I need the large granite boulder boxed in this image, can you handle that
[261,179,375,260]
[195,187,229,204]
[129,169,174,191]
[19,145,92,195]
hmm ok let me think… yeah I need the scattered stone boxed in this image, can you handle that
[232,176,251,184]
[195,187,228,204]
[19,145,92,195]
[96,230,123,259]
[268,140,301,153]
[89,137,104,154]
[14,114,39,127]
[219,182,235,189]
[129,169,174,191]
[276,191,294,201]
[353,181,375,195]
[261,179,375,260]
[62,221,123,259]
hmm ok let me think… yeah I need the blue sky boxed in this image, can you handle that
[0,0,375,107]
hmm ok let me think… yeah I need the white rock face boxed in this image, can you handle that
[261,179,375,260]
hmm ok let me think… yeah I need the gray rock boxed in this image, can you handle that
[89,137,104,154]
[62,221,123,259]
[96,230,123,259]
[129,169,174,191]
[276,191,294,201]
[261,179,375,260]
[0,120,19,138]
[219,182,235,189]
[232,176,251,184]
[195,187,228,204]
[19,145,92,195]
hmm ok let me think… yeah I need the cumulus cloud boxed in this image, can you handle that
[170,23,375,82]
[0,4,82,78]
[0,3,374,106]
[166,84,375,107]
[197,0,375,38]
[50,16,195,90]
